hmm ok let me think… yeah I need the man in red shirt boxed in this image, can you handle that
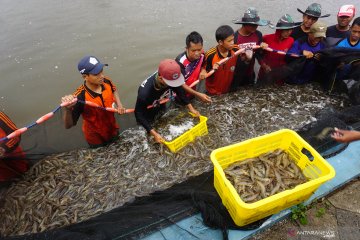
[258,14,301,85]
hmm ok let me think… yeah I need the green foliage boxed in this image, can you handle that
[316,207,326,218]
[291,203,308,225]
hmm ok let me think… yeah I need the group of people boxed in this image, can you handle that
[60,3,360,146]
[1,3,360,182]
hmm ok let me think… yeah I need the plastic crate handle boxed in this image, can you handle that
[301,147,314,161]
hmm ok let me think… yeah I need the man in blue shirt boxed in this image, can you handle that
[336,17,360,49]
[286,22,327,84]
[334,17,360,89]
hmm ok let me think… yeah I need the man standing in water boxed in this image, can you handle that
[61,56,126,148]
[331,17,360,91]
[336,17,360,49]
[258,14,301,85]
[135,59,200,143]
[175,31,212,103]
[0,111,28,182]
[201,25,240,95]
[291,3,330,40]
[232,7,269,88]
[326,4,356,45]
[287,22,328,84]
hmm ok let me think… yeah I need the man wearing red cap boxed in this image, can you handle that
[135,59,200,143]
[327,5,356,46]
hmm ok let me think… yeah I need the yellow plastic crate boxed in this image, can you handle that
[163,114,208,153]
[210,129,335,226]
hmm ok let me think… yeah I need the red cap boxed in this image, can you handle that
[338,5,355,17]
[158,59,185,87]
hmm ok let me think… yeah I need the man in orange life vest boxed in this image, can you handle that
[61,56,126,148]
[0,111,28,182]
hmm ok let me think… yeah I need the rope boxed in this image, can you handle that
[126,44,261,113]
[0,45,302,141]
[0,101,74,142]
[264,47,303,57]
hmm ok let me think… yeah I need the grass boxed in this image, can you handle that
[291,203,308,225]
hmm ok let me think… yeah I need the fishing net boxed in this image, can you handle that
[1,47,360,240]
[298,105,360,158]
[260,48,360,97]
[313,48,360,99]
[0,110,134,167]
[1,171,269,240]
[0,110,77,185]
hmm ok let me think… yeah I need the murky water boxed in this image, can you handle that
[0,0,357,126]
